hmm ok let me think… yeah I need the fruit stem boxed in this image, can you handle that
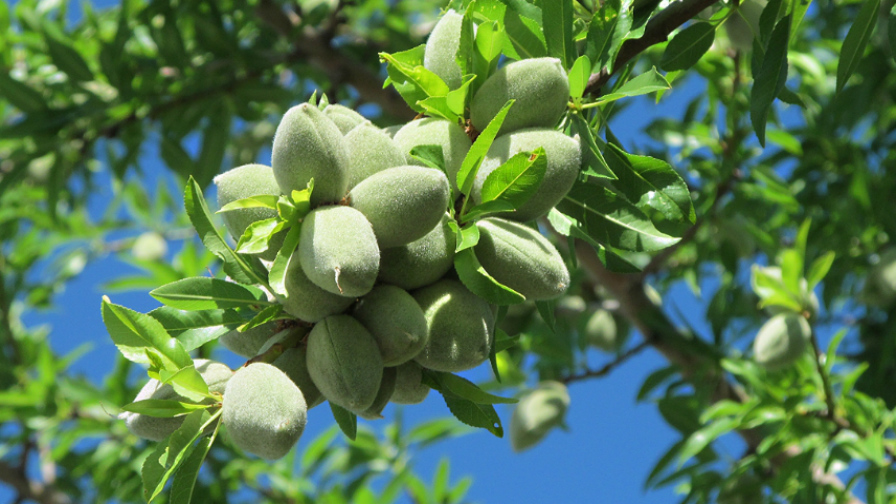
[807,323,837,424]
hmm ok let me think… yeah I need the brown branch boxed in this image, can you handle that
[561,338,652,384]
[0,460,71,504]
[254,0,415,121]
[585,0,724,96]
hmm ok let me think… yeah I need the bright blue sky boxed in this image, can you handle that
[5,1,772,503]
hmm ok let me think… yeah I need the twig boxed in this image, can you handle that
[561,338,652,384]
[807,325,839,425]
[584,0,724,96]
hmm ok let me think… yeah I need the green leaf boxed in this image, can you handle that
[460,200,517,223]
[457,7,475,79]
[169,432,215,504]
[423,370,517,404]
[493,0,547,60]
[542,0,576,69]
[239,304,283,332]
[568,55,592,99]
[102,297,192,369]
[44,35,94,82]
[750,15,791,147]
[806,251,835,290]
[150,277,270,311]
[147,307,243,336]
[196,105,230,186]
[889,4,896,64]
[158,365,211,402]
[452,222,481,252]
[555,179,680,252]
[535,299,557,333]
[677,417,739,465]
[585,0,632,71]
[143,410,214,502]
[570,113,615,179]
[329,402,357,441]
[595,67,672,103]
[268,222,303,297]
[604,143,694,224]
[457,100,515,197]
[381,47,450,112]
[419,96,460,122]
[422,373,504,437]
[837,0,881,93]
[479,148,547,207]
[184,177,268,287]
[235,218,285,254]
[409,145,447,173]
[473,20,504,93]
[217,195,280,212]
[121,399,209,418]
[660,23,716,72]
[454,248,526,305]
[0,73,46,112]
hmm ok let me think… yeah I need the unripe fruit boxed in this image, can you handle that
[214,164,285,261]
[354,285,429,366]
[753,265,820,319]
[272,103,350,205]
[390,361,430,404]
[281,247,355,322]
[474,218,570,300]
[219,321,277,358]
[298,205,380,297]
[323,103,366,135]
[132,231,168,261]
[306,315,384,412]
[122,359,233,441]
[273,345,324,409]
[349,166,451,248]
[509,381,570,452]
[413,279,494,372]
[470,58,570,136]
[423,9,464,90]
[223,363,307,460]
[378,213,456,290]
[392,118,472,191]
[472,129,582,222]
[344,123,406,188]
[724,0,766,51]
[359,366,397,420]
[583,309,623,352]
[862,248,896,307]
[753,313,811,370]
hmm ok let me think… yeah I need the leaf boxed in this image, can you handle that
[479,148,547,207]
[660,23,716,72]
[457,100,515,196]
[677,417,739,465]
[239,304,282,332]
[585,0,632,70]
[473,20,504,95]
[44,34,94,82]
[501,2,548,59]
[329,402,357,441]
[460,200,517,223]
[158,365,211,402]
[184,177,267,287]
[102,297,192,369]
[423,370,517,404]
[750,15,791,147]
[195,105,230,186]
[535,299,556,333]
[169,433,215,504]
[568,55,592,99]
[409,145,447,173]
[595,67,672,103]
[121,399,208,418]
[542,0,576,68]
[570,113,615,179]
[0,73,46,112]
[837,0,881,93]
[150,277,270,311]
[807,251,835,290]
[268,222,303,297]
[452,222,481,252]
[422,373,504,437]
[381,47,450,112]
[604,143,694,224]
[217,195,279,212]
[889,4,896,64]
[235,218,284,254]
[454,248,526,305]
[143,410,213,502]
[555,179,680,252]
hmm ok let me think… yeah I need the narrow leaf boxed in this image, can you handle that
[217,195,279,212]
[660,23,716,72]
[268,223,302,297]
[542,0,576,68]
[169,433,215,504]
[457,100,515,196]
[568,55,592,99]
[0,73,46,112]
[235,218,284,254]
[479,148,547,207]
[102,297,192,369]
[750,15,791,146]
[806,251,835,290]
[604,143,694,224]
[596,67,672,103]
[836,0,881,92]
[424,370,517,404]
[150,277,269,311]
[454,248,526,305]
[329,402,357,441]
[121,399,208,418]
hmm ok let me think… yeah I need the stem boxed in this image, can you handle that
[562,339,652,384]
[808,324,838,423]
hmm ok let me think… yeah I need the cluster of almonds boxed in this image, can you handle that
[124,9,585,460]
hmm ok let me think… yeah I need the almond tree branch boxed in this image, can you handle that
[585,0,724,96]
[0,460,72,504]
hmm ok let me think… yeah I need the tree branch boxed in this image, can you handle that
[0,460,72,504]
[585,0,724,96]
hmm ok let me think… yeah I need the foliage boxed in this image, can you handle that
[1,0,895,502]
